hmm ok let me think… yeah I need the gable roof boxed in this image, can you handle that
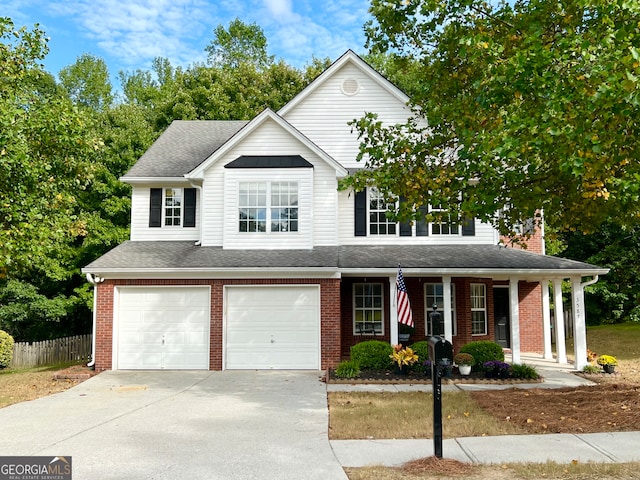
[186,109,348,179]
[278,50,410,117]
[121,120,248,181]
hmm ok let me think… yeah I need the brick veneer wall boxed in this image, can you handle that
[94,278,342,372]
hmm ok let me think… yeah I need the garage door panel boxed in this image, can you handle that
[116,287,210,370]
[225,286,320,370]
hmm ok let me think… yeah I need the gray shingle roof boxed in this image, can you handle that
[122,120,248,178]
[84,241,606,276]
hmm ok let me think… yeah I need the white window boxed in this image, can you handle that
[369,188,397,235]
[239,181,298,233]
[425,283,457,336]
[353,283,384,335]
[164,188,182,226]
[471,283,487,335]
[430,205,459,235]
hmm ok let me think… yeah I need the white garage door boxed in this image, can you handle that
[225,286,320,370]
[116,287,210,370]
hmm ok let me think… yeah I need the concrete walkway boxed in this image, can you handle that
[329,354,640,467]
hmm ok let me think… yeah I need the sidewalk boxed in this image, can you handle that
[328,355,640,466]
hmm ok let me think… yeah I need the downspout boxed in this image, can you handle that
[85,273,104,368]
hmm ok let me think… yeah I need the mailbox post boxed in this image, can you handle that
[428,335,453,458]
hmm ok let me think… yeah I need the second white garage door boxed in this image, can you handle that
[225,285,320,370]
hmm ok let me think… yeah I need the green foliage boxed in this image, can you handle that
[350,340,394,370]
[510,363,540,380]
[558,224,640,324]
[0,280,73,341]
[0,330,14,368]
[335,360,361,379]
[59,53,113,110]
[344,0,640,236]
[206,18,273,70]
[582,364,600,374]
[459,341,505,371]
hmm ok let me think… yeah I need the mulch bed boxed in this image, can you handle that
[326,368,543,385]
[471,384,640,434]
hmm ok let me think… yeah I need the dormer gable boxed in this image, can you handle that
[186,109,348,180]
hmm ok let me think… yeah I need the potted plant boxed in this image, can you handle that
[398,323,414,343]
[597,354,618,374]
[390,344,419,374]
[454,352,475,376]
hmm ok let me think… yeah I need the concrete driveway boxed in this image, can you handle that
[0,370,348,480]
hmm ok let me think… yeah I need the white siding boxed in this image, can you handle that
[129,187,200,242]
[283,63,413,169]
[200,119,340,248]
[338,189,498,246]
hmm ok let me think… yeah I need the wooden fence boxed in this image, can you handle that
[11,334,92,369]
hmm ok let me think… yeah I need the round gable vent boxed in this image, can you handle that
[341,78,360,96]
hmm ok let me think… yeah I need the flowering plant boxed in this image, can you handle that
[587,349,598,364]
[453,353,475,366]
[597,354,618,366]
[390,344,419,367]
[483,360,511,378]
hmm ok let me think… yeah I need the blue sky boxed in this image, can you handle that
[7,0,372,85]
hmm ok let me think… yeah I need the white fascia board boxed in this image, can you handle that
[185,109,348,179]
[80,267,341,280]
[119,176,193,185]
[278,50,410,116]
[339,267,609,279]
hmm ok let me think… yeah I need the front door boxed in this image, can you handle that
[493,287,510,348]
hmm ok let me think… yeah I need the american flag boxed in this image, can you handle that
[396,265,414,327]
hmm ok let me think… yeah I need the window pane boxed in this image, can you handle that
[353,283,384,335]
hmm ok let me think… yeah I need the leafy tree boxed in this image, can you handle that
[59,53,113,110]
[342,0,640,236]
[206,18,273,70]
[0,18,99,282]
[558,225,640,324]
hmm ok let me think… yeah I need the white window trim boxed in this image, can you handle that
[163,188,182,227]
[368,188,398,236]
[470,283,488,336]
[429,204,461,236]
[238,181,299,234]
[352,283,385,336]
[424,283,457,336]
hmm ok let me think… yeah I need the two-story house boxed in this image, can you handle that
[82,51,606,372]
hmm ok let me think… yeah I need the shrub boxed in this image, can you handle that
[459,341,504,371]
[409,341,429,371]
[582,364,600,374]
[0,330,14,369]
[510,363,539,380]
[335,360,361,379]
[350,340,393,370]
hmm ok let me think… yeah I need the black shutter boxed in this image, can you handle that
[354,189,367,237]
[416,205,429,236]
[149,188,162,227]
[461,214,475,236]
[183,188,196,227]
[399,196,412,236]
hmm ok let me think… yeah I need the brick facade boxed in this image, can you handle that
[94,278,342,372]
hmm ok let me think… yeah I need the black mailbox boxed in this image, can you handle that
[428,335,453,365]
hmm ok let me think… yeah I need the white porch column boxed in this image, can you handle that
[541,280,553,359]
[553,278,568,364]
[442,276,453,343]
[509,278,521,364]
[389,276,398,345]
[572,277,588,371]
